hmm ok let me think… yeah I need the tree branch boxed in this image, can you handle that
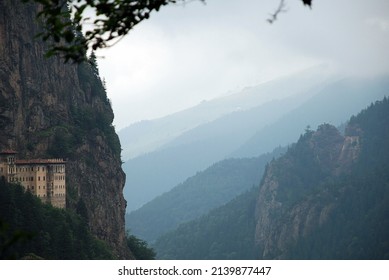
[268,0,312,24]
[267,0,288,24]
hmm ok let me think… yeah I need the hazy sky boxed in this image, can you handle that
[96,0,389,130]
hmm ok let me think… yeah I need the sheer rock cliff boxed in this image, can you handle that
[254,123,361,259]
[0,0,131,259]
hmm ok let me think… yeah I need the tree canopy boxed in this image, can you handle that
[22,0,312,62]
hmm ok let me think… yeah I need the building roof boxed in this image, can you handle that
[0,149,17,154]
[16,159,66,165]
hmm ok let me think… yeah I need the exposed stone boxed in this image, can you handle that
[0,0,131,259]
[254,124,361,259]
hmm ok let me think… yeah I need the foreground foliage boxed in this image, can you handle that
[21,0,311,62]
[126,232,156,260]
[0,181,114,259]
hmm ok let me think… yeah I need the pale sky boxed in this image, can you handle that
[95,0,389,130]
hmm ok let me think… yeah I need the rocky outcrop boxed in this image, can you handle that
[0,0,131,258]
[254,123,361,259]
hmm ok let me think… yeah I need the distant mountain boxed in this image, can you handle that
[119,65,334,160]
[123,90,319,212]
[125,147,285,243]
[232,76,389,157]
[123,75,389,212]
[154,97,389,259]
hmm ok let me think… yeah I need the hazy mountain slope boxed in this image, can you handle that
[124,76,388,212]
[126,148,285,243]
[232,76,389,158]
[154,187,259,260]
[123,91,317,212]
[254,98,389,259]
[119,65,334,160]
[154,97,389,260]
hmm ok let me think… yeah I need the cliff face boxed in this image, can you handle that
[0,0,131,258]
[254,123,361,259]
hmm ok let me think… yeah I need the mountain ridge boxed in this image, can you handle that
[119,65,334,160]
[123,75,389,212]
[126,147,285,243]
[153,97,389,259]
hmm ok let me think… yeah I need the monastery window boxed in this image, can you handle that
[31,186,34,190]
[43,176,45,181]
[38,176,40,181]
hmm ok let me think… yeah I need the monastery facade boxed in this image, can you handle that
[0,150,66,208]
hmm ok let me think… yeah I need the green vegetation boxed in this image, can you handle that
[126,149,284,243]
[154,187,259,259]
[153,97,389,259]
[40,54,122,160]
[284,99,389,259]
[0,180,114,259]
[126,232,156,260]
[286,166,389,259]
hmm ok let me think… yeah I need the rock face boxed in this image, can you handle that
[0,0,131,258]
[254,124,361,259]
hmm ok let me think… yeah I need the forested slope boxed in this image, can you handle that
[126,148,284,243]
[154,97,389,260]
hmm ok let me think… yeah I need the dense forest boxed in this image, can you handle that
[126,147,284,243]
[0,180,114,259]
[154,187,259,259]
[285,97,389,259]
[0,180,155,259]
[154,97,389,259]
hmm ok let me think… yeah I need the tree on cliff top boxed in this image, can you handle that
[21,0,312,62]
